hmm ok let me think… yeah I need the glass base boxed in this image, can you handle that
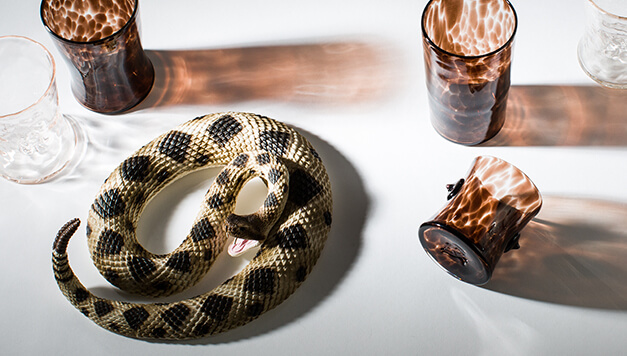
[578,42,627,90]
[419,223,491,285]
[1,115,84,184]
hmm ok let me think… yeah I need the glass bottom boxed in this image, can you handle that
[75,60,155,114]
[0,115,83,184]
[428,101,507,146]
[431,120,504,146]
[578,42,627,90]
[419,223,491,285]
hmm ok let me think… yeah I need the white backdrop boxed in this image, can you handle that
[1,0,626,355]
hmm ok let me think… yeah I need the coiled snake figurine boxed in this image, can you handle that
[52,112,333,339]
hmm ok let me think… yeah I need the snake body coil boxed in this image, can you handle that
[52,112,333,339]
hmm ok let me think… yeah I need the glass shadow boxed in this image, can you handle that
[59,40,397,180]
[484,196,627,310]
[481,85,627,147]
[134,41,396,109]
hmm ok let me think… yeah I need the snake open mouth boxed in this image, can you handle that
[228,238,261,257]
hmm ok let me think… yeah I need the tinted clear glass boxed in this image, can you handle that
[419,156,542,285]
[422,0,517,145]
[0,36,76,184]
[578,0,627,88]
[41,0,154,114]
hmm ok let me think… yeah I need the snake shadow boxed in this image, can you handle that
[483,196,627,310]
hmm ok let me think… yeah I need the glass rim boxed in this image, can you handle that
[588,0,627,20]
[0,35,57,119]
[40,0,139,45]
[421,0,518,60]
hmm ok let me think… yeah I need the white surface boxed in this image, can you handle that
[1,0,627,355]
[0,37,53,115]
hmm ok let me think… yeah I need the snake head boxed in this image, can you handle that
[226,213,267,257]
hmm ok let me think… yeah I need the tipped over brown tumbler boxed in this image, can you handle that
[422,0,517,145]
[41,0,154,114]
[419,156,542,285]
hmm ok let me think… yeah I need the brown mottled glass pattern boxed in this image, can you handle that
[422,0,517,145]
[419,156,542,285]
[41,0,154,114]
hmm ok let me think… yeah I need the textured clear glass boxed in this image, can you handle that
[578,0,627,89]
[422,0,517,145]
[419,156,542,285]
[41,0,154,114]
[0,36,76,184]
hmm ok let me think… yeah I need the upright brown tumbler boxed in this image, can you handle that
[422,0,517,145]
[419,156,542,285]
[41,0,154,114]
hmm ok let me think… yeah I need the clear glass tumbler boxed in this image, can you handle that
[0,36,77,184]
[422,0,518,145]
[578,0,627,89]
[41,0,154,114]
[419,156,542,285]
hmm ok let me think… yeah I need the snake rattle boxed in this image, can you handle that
[52,112,333,339]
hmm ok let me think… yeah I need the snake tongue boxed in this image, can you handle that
[228,238,260,257]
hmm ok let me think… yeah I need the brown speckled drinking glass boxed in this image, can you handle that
[419,156,542,285]
[41,0,154,114]
[422,0,517,145]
